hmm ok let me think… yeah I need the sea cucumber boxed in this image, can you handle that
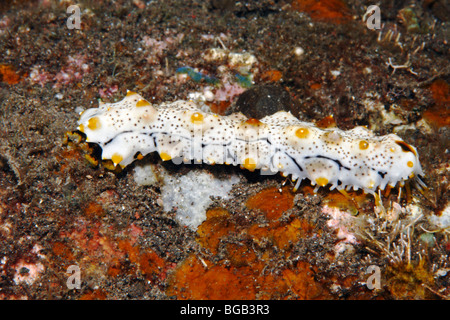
[76,91,425,195]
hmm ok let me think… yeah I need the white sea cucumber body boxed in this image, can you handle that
[77,92,423,194]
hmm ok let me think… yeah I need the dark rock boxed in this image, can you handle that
[230,84,293,119]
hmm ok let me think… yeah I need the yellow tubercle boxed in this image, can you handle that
[245,118,262,126]
[191,112,204,124]
[243,158,257,171]
[160,152,172,161]
[407,161,414,168]
[126,90,137,97]
[136,99,151,107]
[315,177,329,187]
[87,117,101,130]
[295,127,309,139]
[111,153,123,165]
[359,140,369,150]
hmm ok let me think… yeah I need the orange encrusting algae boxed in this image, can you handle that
[247,217,316,250]
[196,208,235,254]
[83,201,106,218]
[167,186,330,299]
[291,0,352,24]
[108,240,166,281]
[260,70,283,82]
[167,253,329,299]
[0,64,22,84]
[245,186,295,220]
[423,79,450,128]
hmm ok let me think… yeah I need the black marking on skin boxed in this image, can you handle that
[305,155,351,171]
[104,131,134,145]
[270,148,304,173]
[289,154,304,172]
[395,140,416,156]
[304,155,390,182]
[234,137,273,145]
